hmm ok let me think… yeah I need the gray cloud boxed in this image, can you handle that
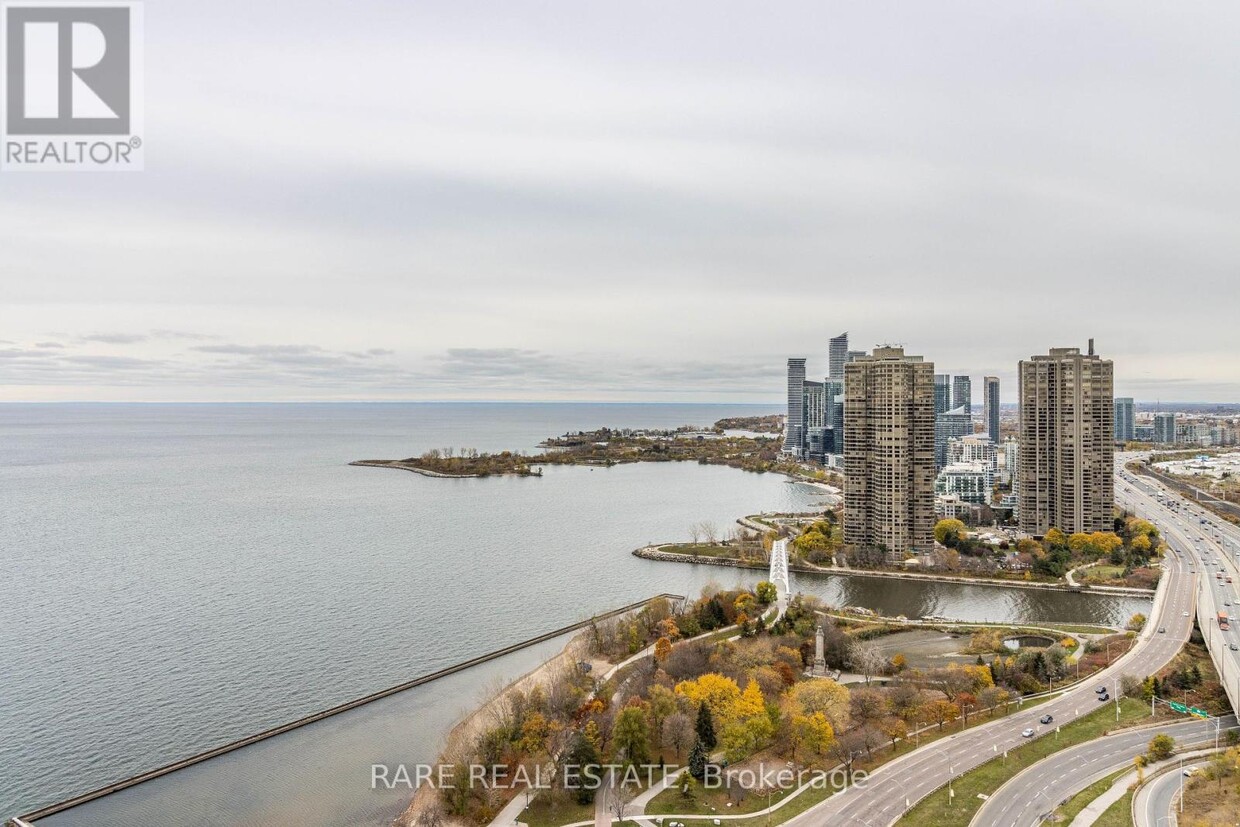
[78,333,149,345]
[2,0,1239,401]
[151,329,221,341]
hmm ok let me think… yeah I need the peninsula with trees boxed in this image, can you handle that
[351,418,824,480]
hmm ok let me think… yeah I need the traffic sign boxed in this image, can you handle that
[1170,701,1189,713]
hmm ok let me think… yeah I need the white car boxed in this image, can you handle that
[1183,611,1190,617]
[1021,728,1035,738]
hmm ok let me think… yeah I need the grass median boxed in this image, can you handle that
[1051,766,1128,822]
[896,697,1149,827]
[1092,790,1135,827]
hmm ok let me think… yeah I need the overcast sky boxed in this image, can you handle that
[3,0,1239,403]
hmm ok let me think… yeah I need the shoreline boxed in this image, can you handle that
[630,545,1156,596]
[14,594,684,825]
[349,460,485,479]
[394,631,596,827]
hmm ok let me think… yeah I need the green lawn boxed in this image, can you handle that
[518,793,595,827]
[897,698,1149,827]
[646,770,794,816]
[1052,767,1129,823]
[1083,565,1127,582]
[1092,789,1135,827]
[661,543,748,559]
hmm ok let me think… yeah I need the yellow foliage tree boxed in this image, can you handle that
[791,711,835,760]
[733,679,766,720]
[675,673,741,721]
[787,679,851,730]
[935,518,966,544]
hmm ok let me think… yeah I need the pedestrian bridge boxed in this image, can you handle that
[769,538,790,617]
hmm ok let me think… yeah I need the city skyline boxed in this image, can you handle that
[3,1,1240,403]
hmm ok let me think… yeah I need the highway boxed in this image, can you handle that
[786,480,1198,826]
[1117,452,1240,714]
[1133,758,1206,827]
[971,716,1235,827]
[966,454,1240,827]
[785,454,1240,827]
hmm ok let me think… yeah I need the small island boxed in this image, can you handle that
[351,417,832,481]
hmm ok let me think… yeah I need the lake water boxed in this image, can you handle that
[0,403,1149,823]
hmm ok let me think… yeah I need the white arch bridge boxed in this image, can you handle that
[769,538,790,618]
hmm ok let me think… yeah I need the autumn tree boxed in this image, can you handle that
[790,712,835,762]
[1148,733,1175,761]
[957,692,977,725]
[879,717,908,750]
[922,699,961,731]
[612,706,651,765]
[934,518,967,545]
[676,674,741,721]
[849,686,888,726]
[787,679,851,731]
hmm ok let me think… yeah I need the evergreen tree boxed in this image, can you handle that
[564,730,602,805]
[688,739,708,780]
[695,701,717,750]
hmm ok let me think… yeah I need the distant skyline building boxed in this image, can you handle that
[844,346,936,563]
[983,376,1000,443]
[828,332,849,383]
[824,379,844,456]
[804,380,826,430]
[1154,411,1177,445]
[935,404,973,468]
[1002,436,1020,490]
[933,374,952,416]
[1017,341,1114,535]
[953,375,972,414]
[783,358,807,456]
[1114,397,1135,443]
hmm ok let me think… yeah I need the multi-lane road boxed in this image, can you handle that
[1117,453,1240,712]
[972,715,1235,826]
[1133,758,1208,827]
[785,454,1238,827]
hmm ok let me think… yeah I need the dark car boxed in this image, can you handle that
[1095,687,1107,694]
[1039,715,1053,724]
[1098,693,1110,702]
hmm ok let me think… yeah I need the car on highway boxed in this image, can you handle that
[1098,693,1110,702]
[1095,686,1107,694]
[1183,611,1190,617]
[1158,627,1166,633]
[1021,728,1035,738]
[1230,643,1238,652]
[1039,715,1053,724]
